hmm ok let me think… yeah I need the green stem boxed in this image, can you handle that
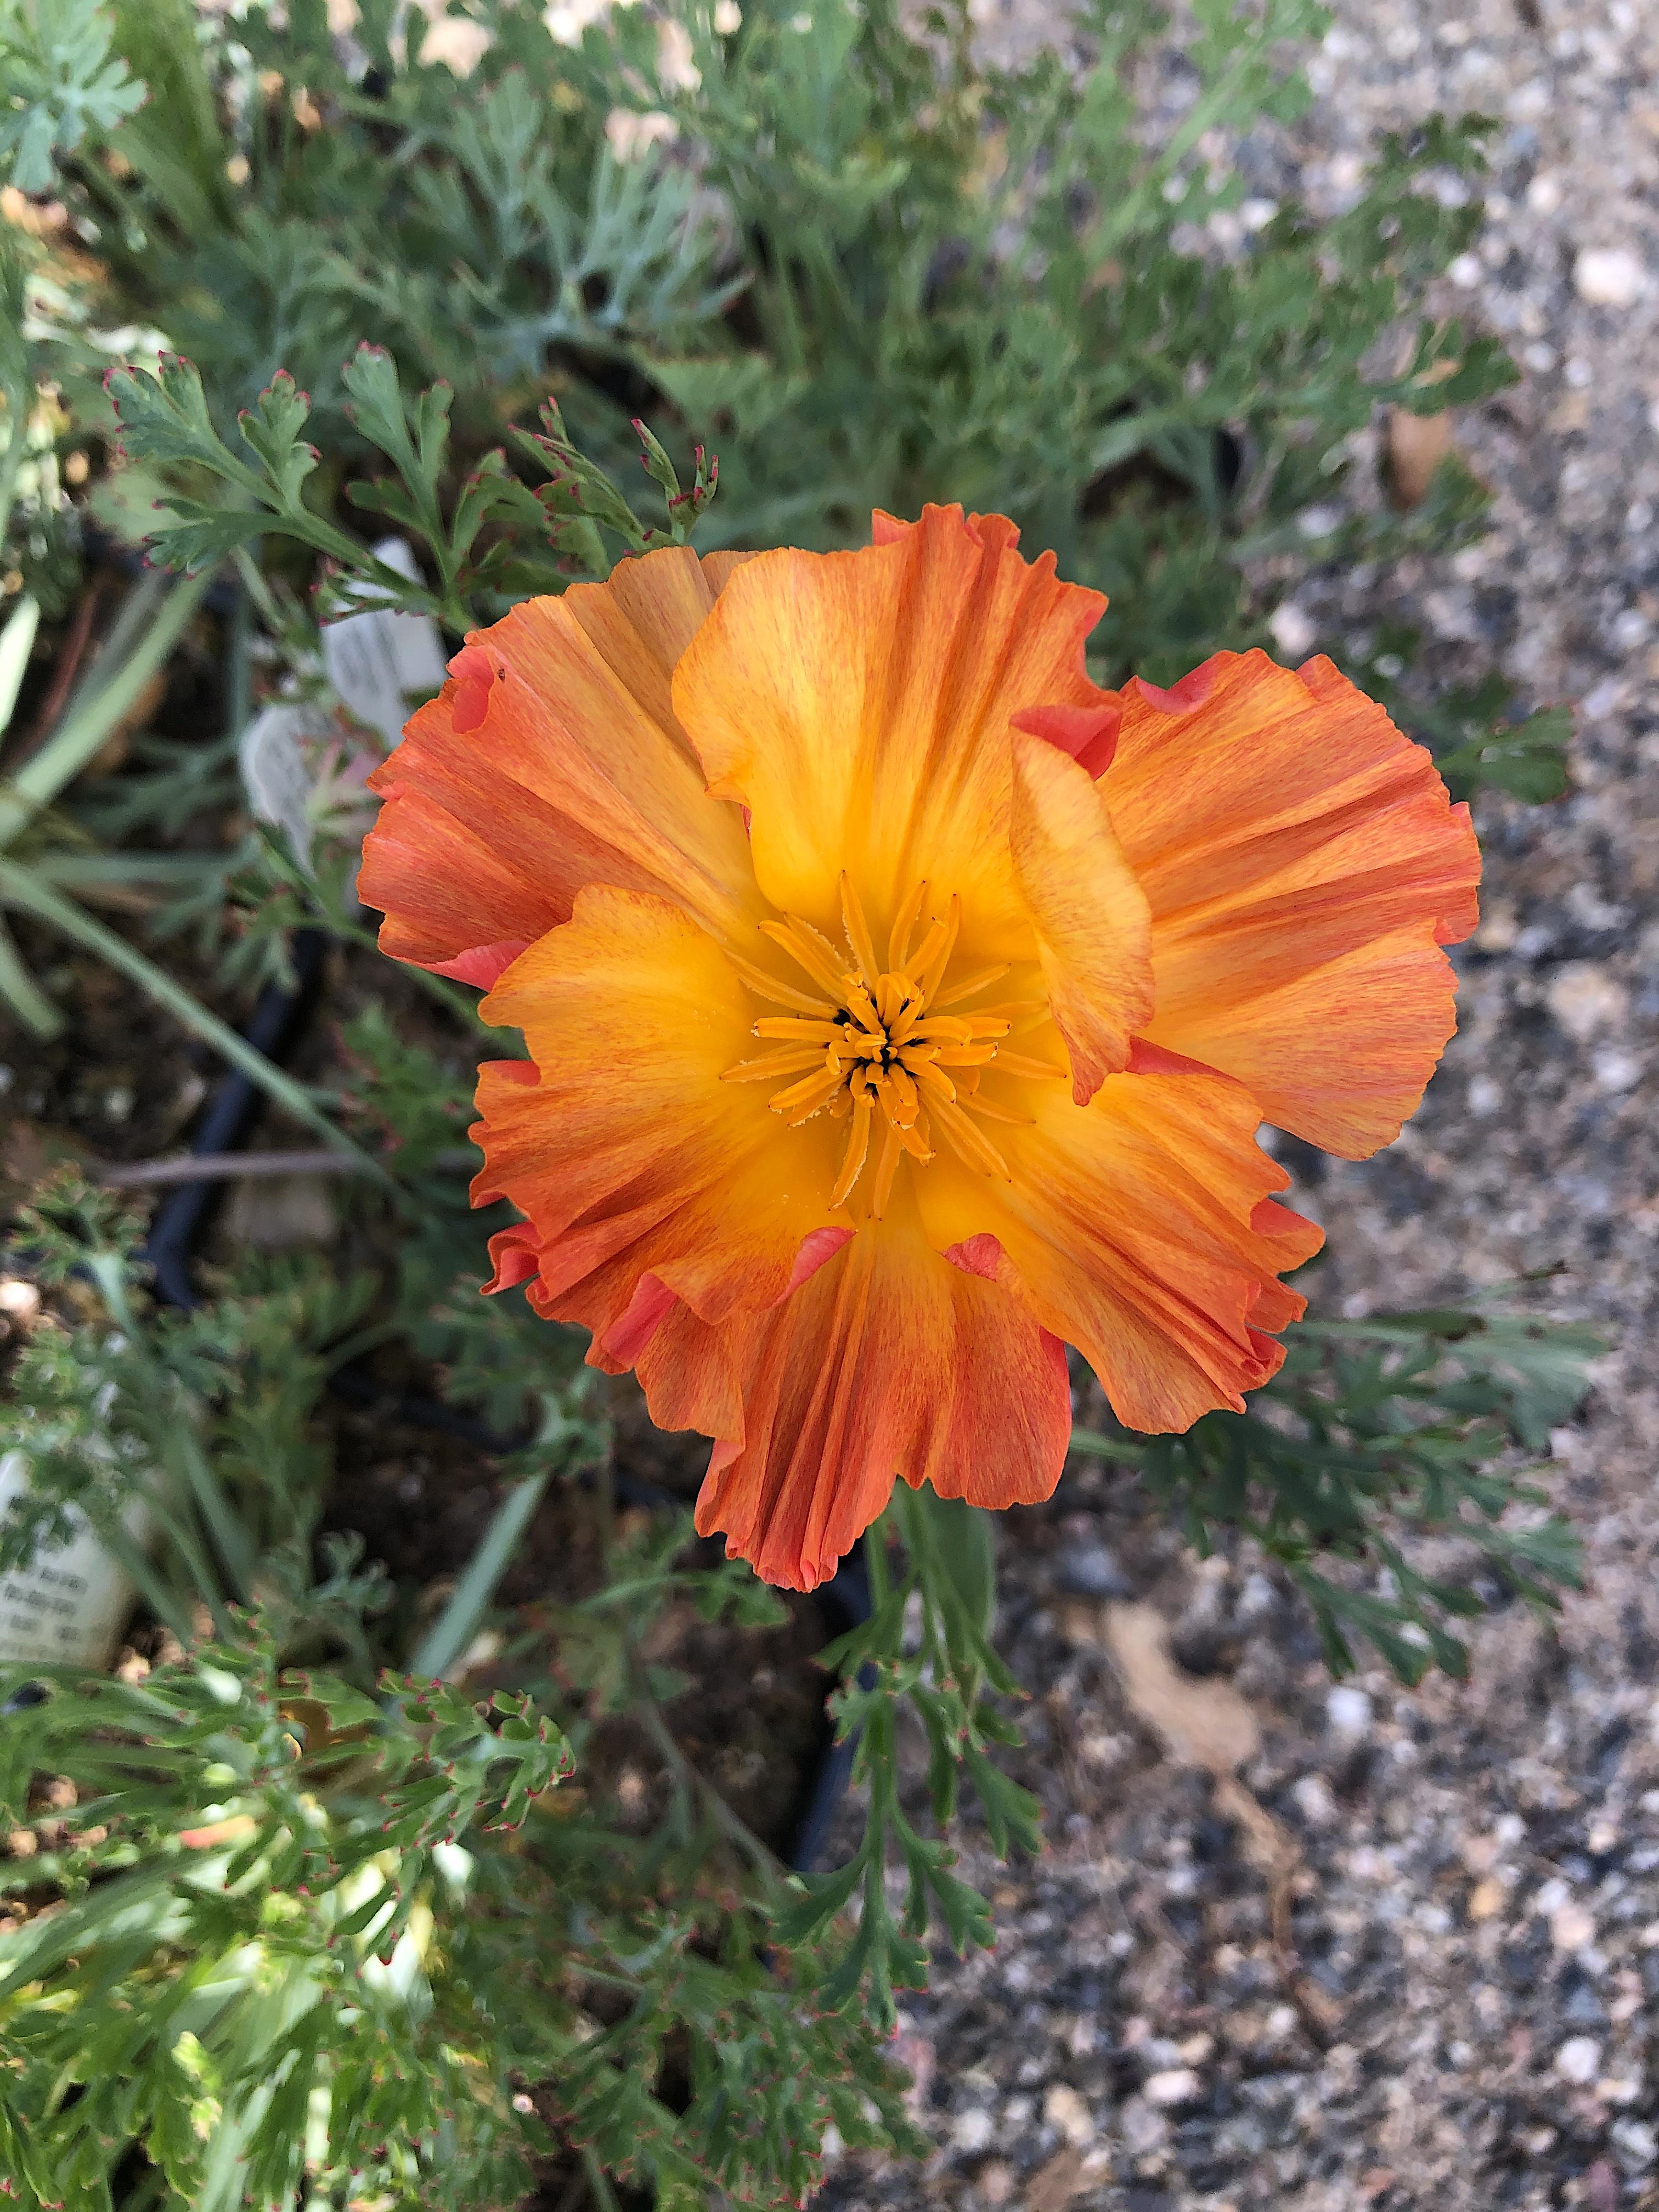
[638,1696,783,1886]
[1066,1427,1144,1460]
[865,1504,893,1611]
[0,572,215,846]
[408,1468,551,1682]
[0,906,63,1037]
[96,1513,201,1650]
[580,2149,623,2212]
[0,591,41,736]
[0,858,390,1184]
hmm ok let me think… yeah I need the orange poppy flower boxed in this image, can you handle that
[360,506,1479,1591]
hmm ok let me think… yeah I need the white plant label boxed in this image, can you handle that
[0,1449,146,1671]
[322,535,448,749]
[239,699,334,871]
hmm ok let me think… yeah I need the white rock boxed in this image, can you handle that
[1593,1047,1641,1093]
[1042,2083,1094,2147]
[1546,962,1628,1042]
[1142,2067,1201,2107]
[1550,1901,1597,1950]
[1556,2036,1602,2085]
[1468,1074,1503,1116]
[1575,249,1645,308]
[1611,2118,1658,2168]
[1118,2096,1169,2154]
[1326,1686,1373,1740]
[1291,1774,1339,1829]
[1269,601,1319,661]
[952,2108,995,2153]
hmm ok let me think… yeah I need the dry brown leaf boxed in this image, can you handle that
[1024,2146,1111,2212]
[1098,1601,1261,1774]
[1385,354,1460,509]
[1090,1599,1343,2045]
[1385,405,1453,508]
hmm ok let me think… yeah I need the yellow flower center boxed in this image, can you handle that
[721,874,1063,1215]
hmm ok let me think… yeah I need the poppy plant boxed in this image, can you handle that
[360,506,1479,1591]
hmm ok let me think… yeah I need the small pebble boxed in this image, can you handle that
[1269,602,1319,659]
[1551,1901,1597,1950]
[1058,1544,1132,1599]
[1118,2096,1169,2154]
[1326,1686,1373,1739]
[1042,2084,1094,2146]
[1611,2119,1658,2169]
[952,2108,995,2153]
[1574,247,1645,307]
[1556,2036,1602,2085]
[1142,2067,1201,2107]
[1545,961,1628,1042]
[1592,1047,1641,1093]
[1291,1774,1339,1829]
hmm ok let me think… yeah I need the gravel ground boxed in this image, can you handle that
[820,3,1659,2207]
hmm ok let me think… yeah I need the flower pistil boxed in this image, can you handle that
[720,873,1061,1215]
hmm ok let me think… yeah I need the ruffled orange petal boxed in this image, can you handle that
[1009,726,1153,1101]
[681,1215,1071,1592]
[359,546,762,984]
[471,885,845,1345]
[670,505,1153,1085]
[1099,651,1481,1158]
[916,1053,1323,1433]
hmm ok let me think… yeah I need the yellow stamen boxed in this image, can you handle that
[931,1094,1012,1181]
[743,880,1057,1211]
[754,1015,843,1043]
[771,1065,845,1123]
[723,1047,829,1083]
[912,1060,958,1108]
[992,1052,1067,1081]
[896,1116,932,1162]
[901,914,950,985]
[759,917,850,1000]
[888,879,928,970]
[839,871,881,986]
[843,980,885,1037]
[885,1061,920,1126]
[931,962,1009,1009]
[726,952,835,1016]
[914,895,961,1001]
[959,1091,1035,1127]
[905,1015,975,1046]
[829,1082,874,1206]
